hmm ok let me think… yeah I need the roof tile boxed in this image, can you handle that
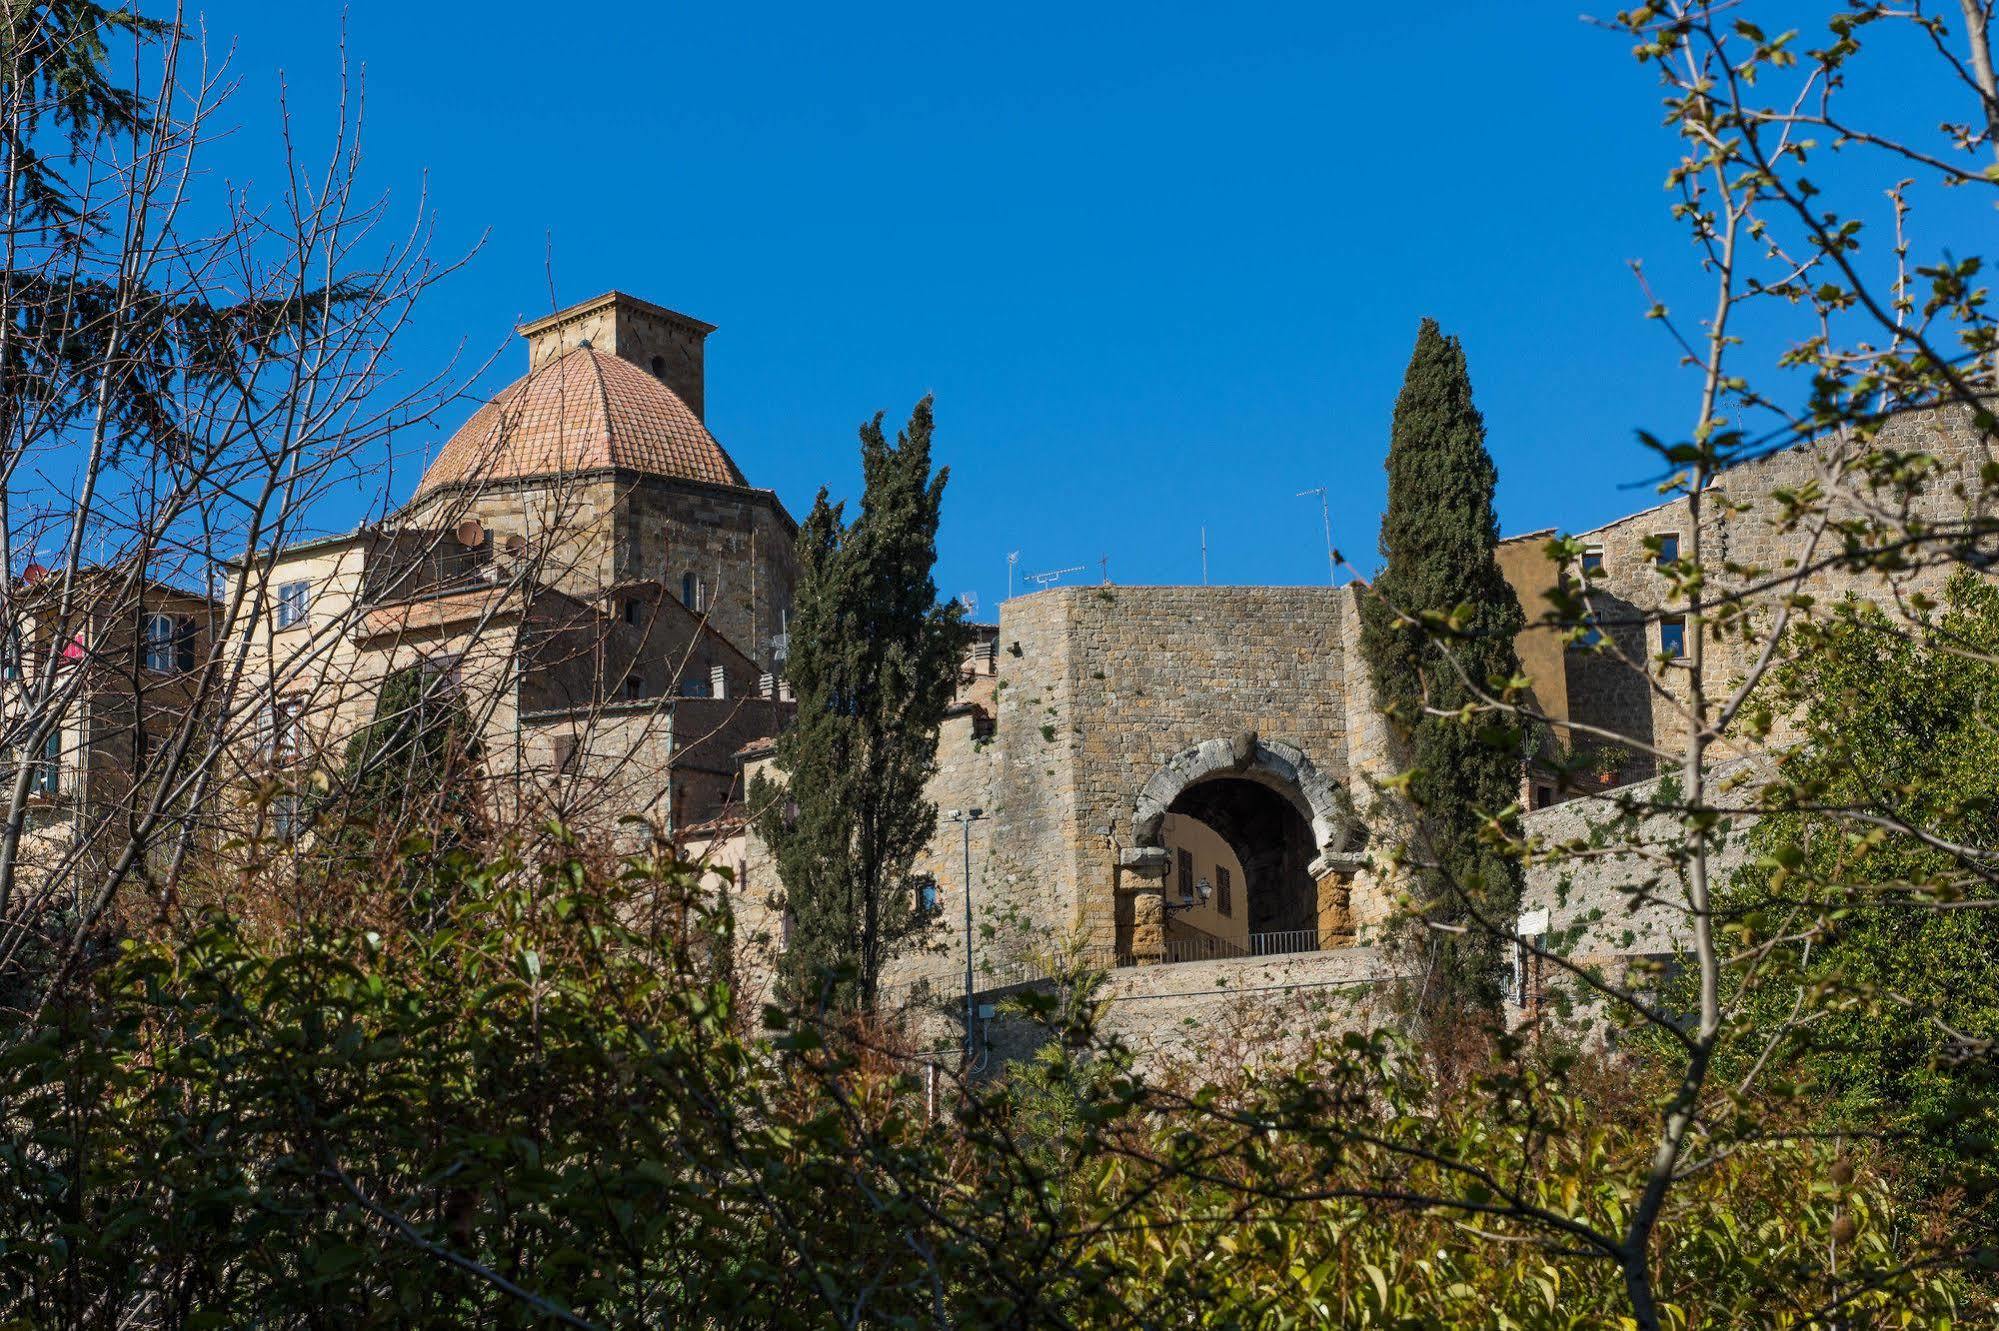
[416,348,747,496]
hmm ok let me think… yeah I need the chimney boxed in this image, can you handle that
[518,291,716,419]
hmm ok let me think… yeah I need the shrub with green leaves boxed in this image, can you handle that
[1719,571,1999,1196]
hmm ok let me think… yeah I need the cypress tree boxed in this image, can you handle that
[1358,319,1527,1012]
[752,397,968,1012]
[316,665,487,909]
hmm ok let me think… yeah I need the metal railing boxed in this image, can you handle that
[1159,923,1324,965]
[1246,928,1323,958]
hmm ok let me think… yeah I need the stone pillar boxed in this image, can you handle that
[1117,846,1171,965]
[1310,852,1367,948]
[1314,872,1355,947]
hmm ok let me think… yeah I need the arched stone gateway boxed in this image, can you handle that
[1118,732,1367,963]
[1131,732,1360,877]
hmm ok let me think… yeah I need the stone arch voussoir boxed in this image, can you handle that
[1132,732,1359,877]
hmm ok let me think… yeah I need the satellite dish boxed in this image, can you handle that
[455,518,485,549]
[504,533,528,557]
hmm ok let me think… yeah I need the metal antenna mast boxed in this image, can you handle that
[1006,551,1020,601]
[1297,487,1336,586]
[1024,565,1085,591]
[1200,527,1209,586]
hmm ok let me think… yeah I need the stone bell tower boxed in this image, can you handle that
[517,290,716,420]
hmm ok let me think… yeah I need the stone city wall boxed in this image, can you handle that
[721,584,1373,1036]
[979,585,1356,965]
[1089,944,1403,1067]
[1509,757,1764,1038]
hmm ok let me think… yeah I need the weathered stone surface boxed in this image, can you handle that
[1510,755,1765,1038]
[1118,845,1171,876]
[876,583,1372,1001]
[1561,403,1995,786]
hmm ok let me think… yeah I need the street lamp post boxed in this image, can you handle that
[945,807,986,1064]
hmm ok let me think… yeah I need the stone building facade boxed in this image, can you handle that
[696,397,1996,1058]
[220,291,802,851]
[142,284,1994,1060]
[1559,404,1995,786]
[697,582,1420,1041]
[0,570,222,874]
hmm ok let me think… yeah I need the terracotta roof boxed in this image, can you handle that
[357,586,513,638]
[416,347,748,497]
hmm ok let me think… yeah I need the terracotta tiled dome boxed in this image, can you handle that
[415,346,748,497]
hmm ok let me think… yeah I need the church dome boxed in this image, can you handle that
[414,345,748,498]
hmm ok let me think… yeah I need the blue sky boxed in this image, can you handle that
[192,2,1966,613]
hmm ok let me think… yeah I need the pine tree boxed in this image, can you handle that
[1358,319,1527,1012]
[752,397,968,1012]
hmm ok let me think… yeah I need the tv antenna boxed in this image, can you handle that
[1200,526,1209,586]
[1297,486,1336,586]
[958,591,979,617]
[1006,550,1020,601]
[1025,565,1084,591]
[1098,555,1112,585]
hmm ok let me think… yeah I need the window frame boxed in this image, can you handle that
[264,693,308,764]
[270,793,301,844]
[30,729,60,797]
[142,613,195,673]
[1659,614,1688,661]
[274,580,310,631]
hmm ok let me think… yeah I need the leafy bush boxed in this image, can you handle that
[0,842,1975,1328]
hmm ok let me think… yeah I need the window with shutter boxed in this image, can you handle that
[264,695,306,763]
[142,615,177,672]
[32,730,60,797]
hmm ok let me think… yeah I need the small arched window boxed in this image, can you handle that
[650,354,667,378]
